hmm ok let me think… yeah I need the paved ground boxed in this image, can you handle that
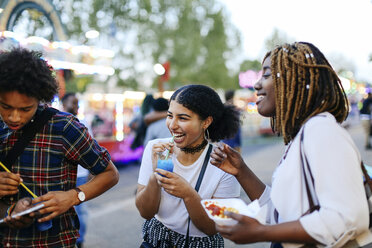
[83,121,370,248]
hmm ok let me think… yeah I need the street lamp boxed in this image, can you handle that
[153,63,165,76]
[85,30,99,39]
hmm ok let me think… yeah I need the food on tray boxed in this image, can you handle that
[203,200,239,218]
[201,198,267,226]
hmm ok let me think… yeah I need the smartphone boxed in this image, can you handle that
[0,203,45,223]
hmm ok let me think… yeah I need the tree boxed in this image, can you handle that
[132,0,242,90]
[239,59,262,72]
[10,0,242,91]
[197,10,234,88]
[66,0,242,90]
[264,28,294,51]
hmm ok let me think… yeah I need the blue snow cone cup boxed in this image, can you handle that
[157,137,174,177]
[37,219,52,231]
[35,202,52,231]
[157,158,173,173]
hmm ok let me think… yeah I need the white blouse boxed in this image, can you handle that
[259,112,371,247]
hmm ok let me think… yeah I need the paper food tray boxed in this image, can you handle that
[201,198,267,226]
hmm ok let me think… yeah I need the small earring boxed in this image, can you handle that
[204,128,210,140]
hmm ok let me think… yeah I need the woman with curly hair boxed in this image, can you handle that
[211,42,371,247]
[0,47,119,247]
[136,84,241,247]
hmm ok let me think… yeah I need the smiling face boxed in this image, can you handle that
[166,100,210,149]
[0,91,39,130]
[254,55,276,117]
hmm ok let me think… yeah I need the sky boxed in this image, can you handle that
[219,0,372,82]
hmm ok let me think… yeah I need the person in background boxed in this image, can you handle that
[0,47,119,247]
[61,92,79,116]
[61,92,90,248]
[211,42,370,247]
[130,94,155,150]
[359,92,372,149]
[136,84,241,247]
[143,97,171,146]
[143,105,168,126]
[222,90,242,153]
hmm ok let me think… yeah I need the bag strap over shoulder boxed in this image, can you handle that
[194,144,213,192]
[300,127,320,215]
[361,161,372,229]
[2,107,58,170]
[361,162,372,192]
[185,144,213,247]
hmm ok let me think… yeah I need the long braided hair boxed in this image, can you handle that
[266,42,349,144]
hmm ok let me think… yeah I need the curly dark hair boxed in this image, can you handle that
[170,84,241,142]
[0,47,58,103]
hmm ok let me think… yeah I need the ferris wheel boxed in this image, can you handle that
[0,0,67,41]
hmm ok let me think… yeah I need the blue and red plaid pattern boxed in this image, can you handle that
[0,107,111,247]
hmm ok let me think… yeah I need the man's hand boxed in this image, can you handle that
[32,190,77,222]
[0,172,21,197]
[4,197,35,229]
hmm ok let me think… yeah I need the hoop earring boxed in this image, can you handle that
[204,128,210,140]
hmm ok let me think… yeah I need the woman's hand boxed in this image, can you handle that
[0,172,22,197]
[31,190,76,222]
[210,143,246,176]
[151,142,174,171]
[216,211,263,244]
[4,197,35,229]
[154,169,194,199]
[218,212,317,245]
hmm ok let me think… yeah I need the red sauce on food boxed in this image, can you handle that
[203,201,238,218]
[206,203,222,216]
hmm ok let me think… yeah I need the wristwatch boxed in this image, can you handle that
[73,187,86,204]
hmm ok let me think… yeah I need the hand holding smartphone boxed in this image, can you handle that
[0,203,45,224]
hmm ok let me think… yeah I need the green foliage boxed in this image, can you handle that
[65,75,95,93]
[117,76,139,90]
[17,0,243,91]
[264,28,294,51]
[135,0,241,89]
[240,60,262,72]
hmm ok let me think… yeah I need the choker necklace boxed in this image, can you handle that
[181,139,208,154]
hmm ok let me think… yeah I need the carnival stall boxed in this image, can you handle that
[79,91,146,165]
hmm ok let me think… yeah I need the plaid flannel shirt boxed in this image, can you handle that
[0,107,111,248]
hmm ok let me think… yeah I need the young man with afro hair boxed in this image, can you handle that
[0,47,119,247]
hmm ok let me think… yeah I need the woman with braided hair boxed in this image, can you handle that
[211,42,371,247]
